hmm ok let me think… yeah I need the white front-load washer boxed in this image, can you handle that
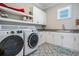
[23,29,39,56]
[0,30,24,56]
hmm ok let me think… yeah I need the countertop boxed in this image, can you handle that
[38,29,79,33]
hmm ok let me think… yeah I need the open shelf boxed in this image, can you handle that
[0,17,45,25]
[0,6,33,17]
[0,6,46,26]
[0,17,33,23]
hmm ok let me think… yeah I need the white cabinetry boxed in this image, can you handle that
[62,33,74,50]
[54,32,63,46]
[33,6,46,25]
[73,33,79,51]
[38,31,79,51]
[53,32,74,50]
[46,32,55,44]
[38,31,46,46]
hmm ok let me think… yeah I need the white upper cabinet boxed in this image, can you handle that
[33,6,46,25]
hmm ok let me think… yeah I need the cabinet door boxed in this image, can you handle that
[42,31,48,43]
[46,32,55,44]
[41,11,46,25]
[33,7,39,24]
[54,32,63,46]
[33,6,46,25]
[74,34,79,51]
[38,31,45,45]
[62,33,74,50]
[35,8,43,24]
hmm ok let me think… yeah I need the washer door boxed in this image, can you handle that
[28,33,38,49]
[0,35,24,56]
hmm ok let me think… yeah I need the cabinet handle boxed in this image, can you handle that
[40,35,42,37]
[37,21,39,23]
[74,37,76,41]
[61,36,64,39]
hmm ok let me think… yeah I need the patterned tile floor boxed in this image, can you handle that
[30,43,79,56]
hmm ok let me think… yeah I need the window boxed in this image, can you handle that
[57,5,71,20]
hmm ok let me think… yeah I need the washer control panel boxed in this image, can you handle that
[17,31,22,33]
[6,30,22,34]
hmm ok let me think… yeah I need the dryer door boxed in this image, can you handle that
[0,35,24,56]
[28,33,38,49]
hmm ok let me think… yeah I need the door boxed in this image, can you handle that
[28,33,38,49]
[33,6,40,24]
[73,33,79,51]
[40,10,46,25]
[0,35,24,56]
[38,31,46,45]
[33,6,46,25]
[54,32,63,46]
[62,33,74,50]
[46,32,55,44]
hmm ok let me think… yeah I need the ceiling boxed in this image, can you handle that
[34,3,58,10]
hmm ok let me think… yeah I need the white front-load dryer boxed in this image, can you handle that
[23,29,39,56]
[0,30,24,56]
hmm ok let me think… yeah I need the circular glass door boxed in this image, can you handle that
[28,33,38,49]
[0,35,24,56]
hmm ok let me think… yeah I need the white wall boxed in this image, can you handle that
[45,3,79,29]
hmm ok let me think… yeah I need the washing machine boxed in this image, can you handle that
[0,30,24,56]
[23,29,39,56]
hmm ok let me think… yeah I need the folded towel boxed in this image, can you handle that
[0,3,25,12]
